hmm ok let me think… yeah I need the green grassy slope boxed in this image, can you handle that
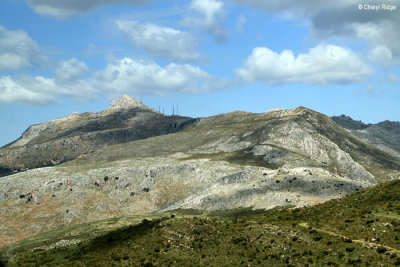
[3,180,400,266]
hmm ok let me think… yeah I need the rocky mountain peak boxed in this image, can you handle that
[108,95,147,111]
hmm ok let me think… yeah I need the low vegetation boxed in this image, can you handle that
[2,179,400,266]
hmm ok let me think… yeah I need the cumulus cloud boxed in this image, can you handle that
[313,17,400,66]
[0,25,47,71]
[235,44,373,85]
[0,58,223,105]
[0,76,56,105]
[230,0,400,66]
[0,58,96,105]
[28,0,149,19]
[350,22,400,66]
[183,0,228,42]
[0,75,94,106]
[368,45,394,67]
[92,58,214,95]
[55,58,90,82]
[116,20,200,61]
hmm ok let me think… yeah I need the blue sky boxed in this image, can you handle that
[0,0,399,146]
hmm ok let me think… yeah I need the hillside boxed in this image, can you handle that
[0,100,399,248]
[3,179,400,266]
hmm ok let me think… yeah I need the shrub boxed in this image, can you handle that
[348,257,362,264]
[313,236,322,241]
[377,247,387,254]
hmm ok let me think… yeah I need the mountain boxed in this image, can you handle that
[0,99,399,248]
[0,95,195,172]
[332,115,400,160]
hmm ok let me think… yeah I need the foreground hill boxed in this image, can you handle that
[0,98,399,248]
[3,179,400,266]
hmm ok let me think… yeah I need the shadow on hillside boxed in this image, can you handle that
[74,217,170,257]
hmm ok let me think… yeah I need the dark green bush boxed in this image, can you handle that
[377,247,387,254]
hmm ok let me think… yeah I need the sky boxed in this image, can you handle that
[0,0,399,146]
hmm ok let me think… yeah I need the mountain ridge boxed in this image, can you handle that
[0,97,399,248]
[331,114,400,160]
[4,95,159,149]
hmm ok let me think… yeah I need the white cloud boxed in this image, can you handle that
[0,25,47,71]
[0,76,57,105]
[116,20,200,61]
[184,0,228,42]
[309,8,400,66]
[0,57,96,105]
[56,58,90,82]
[229,0,400,66]
[235,44,373,85]
[0,58,223,105]
[386,73,399,83]
[0,75,95,105]
[351,22,400,66]
[92,58,213,95]
[28,0,149,19]
[237,14,247,33]
[352,23,382,43]
[368,45,394,67]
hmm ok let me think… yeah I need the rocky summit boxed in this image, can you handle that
[0,95,194,171]
[107,94,149,111]
[0,97,399,247]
